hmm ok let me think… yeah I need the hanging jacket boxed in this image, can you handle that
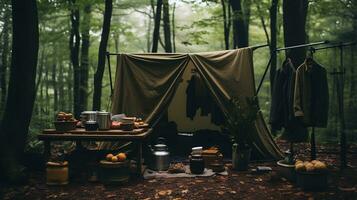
[294,59,329,127]
[270,58,296,130]
[186,73,225,125]
[270,58,308,142]
[186,74,198,120]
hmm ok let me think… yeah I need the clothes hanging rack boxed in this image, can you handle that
[256,40,329,95]
[307,41,356,168]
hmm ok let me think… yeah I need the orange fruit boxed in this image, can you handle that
[106,154,114,161]
[111,156,118,162]
[117,153,126,162]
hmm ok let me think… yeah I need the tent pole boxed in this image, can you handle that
[256,55,272,95]
[106,51,114,98]
[251,44,269,51]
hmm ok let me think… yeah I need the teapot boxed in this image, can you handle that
[149,137,170,171]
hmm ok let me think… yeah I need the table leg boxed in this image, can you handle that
[76,141,85,151]
[136,142,143,175]
[44,140,51,161]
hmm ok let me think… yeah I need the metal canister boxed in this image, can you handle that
[189,154,205,174]
[80,111,97,126]
[97,111,111,130]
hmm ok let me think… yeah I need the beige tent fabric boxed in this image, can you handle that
[111,49,282,159]
[190,48,282,159]
[111,53,189,123]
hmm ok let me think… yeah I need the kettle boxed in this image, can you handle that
[149,137,170,171]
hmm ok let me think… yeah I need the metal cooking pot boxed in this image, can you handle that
[80,111,97,126]
[97,111,111,130]
[149,138,170,171]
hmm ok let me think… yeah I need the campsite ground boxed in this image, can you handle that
[1,142,356,200]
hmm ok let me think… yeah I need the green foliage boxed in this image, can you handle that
[1,0,357,156]
[225,96,260,145]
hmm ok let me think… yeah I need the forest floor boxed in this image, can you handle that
[1,141,356,200]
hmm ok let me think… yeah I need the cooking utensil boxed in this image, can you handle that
[85,120,98,131]
[149,137,170,171]
[97,111,111,130]
[80,111,97,126]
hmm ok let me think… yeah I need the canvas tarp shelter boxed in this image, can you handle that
[111,48,283,160]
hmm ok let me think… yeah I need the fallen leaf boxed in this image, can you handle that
[106,194,117,198]
[230,191,237,194]
[46,194,58,199]
[195,180,204,183]
[218,191,225,195]
[182,189,189,194]
[148,180,157,183]
[240,181,245,184]
[258,186,265,190]
[294,192,304,196]
[158,190,172,196]
[143,198,151,200]
[254,178,263,182]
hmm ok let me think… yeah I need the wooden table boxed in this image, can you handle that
[38,128,152,175]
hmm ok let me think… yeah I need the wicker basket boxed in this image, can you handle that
[54,121,77,132]
[296,171,328,191]
[99,160,130,185]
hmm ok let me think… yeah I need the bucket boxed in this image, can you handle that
[99,160,130,185]
[46,161,69,185]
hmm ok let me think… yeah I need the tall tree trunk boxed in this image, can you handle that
[69,0,81,118]
[34,48,44,116]
[162,0,172,52]
[0,0,39,182]
[80,3,91,112]
[67,63,73,112]
[52,60,58,112]
[92,0,112,111]
[172,2,176,52]
[221,0,229,50]
[146,17,152,52]
[151,0,163,52]
[349,45,356,107]
[114,32,119,53]
[349,18,357,107]
[58,63,65,111]
[282,0,308,67]
[269,0,278,95]
[0,3,11,113]
[230,0,250,48]
[45,61,49,114]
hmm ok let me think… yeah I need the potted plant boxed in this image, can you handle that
[225,96,260,171]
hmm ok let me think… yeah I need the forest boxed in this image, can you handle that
[0,0,356,199]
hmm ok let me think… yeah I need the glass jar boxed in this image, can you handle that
[190,154,204,174]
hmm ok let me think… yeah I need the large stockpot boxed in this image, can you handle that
[97,111,111,130]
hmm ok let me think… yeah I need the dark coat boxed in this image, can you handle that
[270,59,296,130]
[270,59,308,142]
[294,60,329,127]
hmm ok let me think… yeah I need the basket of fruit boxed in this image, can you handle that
[295,159,328,191]
[54,112,78,132]
[99,153,129,184]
